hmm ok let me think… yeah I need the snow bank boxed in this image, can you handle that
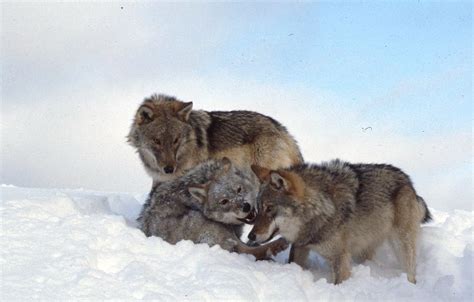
[1,186,472,301]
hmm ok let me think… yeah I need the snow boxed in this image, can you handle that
[1,185,472,301]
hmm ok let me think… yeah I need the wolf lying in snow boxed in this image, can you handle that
[248,159,432,284]
[137,158,288,260]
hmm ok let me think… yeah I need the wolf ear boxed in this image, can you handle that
[136,105,155,125]
[188,183,209,204]
[176,101,193,122]
[269,171,290,191]
[251,165,271,183]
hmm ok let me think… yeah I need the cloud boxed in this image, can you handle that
[1,2,241,101]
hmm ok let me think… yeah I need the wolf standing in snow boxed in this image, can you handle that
[128,94,303,187]
[137,158,288,260]
[248,160,432,284]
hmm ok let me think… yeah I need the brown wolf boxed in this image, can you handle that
[248,159,432,284]
[137,158,288,260]
[128,94,303,186]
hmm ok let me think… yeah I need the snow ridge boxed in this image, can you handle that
[1,186,472,301]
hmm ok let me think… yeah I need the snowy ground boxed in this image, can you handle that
[1,185,472,301]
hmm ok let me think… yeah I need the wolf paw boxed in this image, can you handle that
[267,238,289,256]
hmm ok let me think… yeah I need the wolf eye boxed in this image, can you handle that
[219,199,229,205]
[265,206,272,213]
[154,138,161,145]
[173,138,179,145]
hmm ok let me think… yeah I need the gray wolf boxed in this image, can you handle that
[137,158,288,260]
[248,159,432,284]
[128,94,303,186]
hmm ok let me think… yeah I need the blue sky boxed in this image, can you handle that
[200,2,472,135]
[2,2,472,210]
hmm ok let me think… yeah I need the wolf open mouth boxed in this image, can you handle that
[238,209,257,224]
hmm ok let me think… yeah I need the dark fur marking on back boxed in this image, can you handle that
[207,112,255,151]
[194,125,205,148]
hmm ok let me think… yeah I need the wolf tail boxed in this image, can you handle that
[417,195,432,223]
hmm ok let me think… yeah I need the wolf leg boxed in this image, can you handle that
[396,229,418,284]
[393,185,421,284]
[288,245,310,268]
[331,252,352,285]
[236,238,289,260]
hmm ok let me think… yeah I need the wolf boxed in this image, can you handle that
[137,158,288,260]
[248,159,432,284]
[128,94,303,186]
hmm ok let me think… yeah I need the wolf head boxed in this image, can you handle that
[247,165,311,243]
[128,94,199,181]
[188,158,259,225]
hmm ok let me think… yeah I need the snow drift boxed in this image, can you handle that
[1,185,472,301]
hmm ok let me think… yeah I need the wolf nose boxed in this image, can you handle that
[248,232,256,241]
[163,166,174,174]
[242,202,251,213]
